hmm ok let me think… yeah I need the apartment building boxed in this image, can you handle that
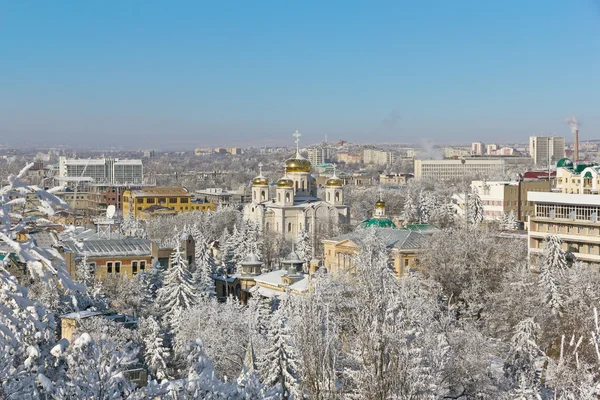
[414,157,532,180]
[528,192,600,267]
[379,173,413,186]
[58,157,143,184]
[306,145,331,166]
[470,180,549,221]
[471,142,485,155]
[337,152,362,164]
[122,187,214,219]
[444,147,471,158]
[363,149,395,166]
[529,136,565,166]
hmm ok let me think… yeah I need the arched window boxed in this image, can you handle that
[261,190,265,200]
[278,193,281,202]
[295,181,299,191]
[302,180,305,191]
[285,193,290,202]
[253,191,256,200]
[335,192,340,202]
[327,192,331,201]
[288,223,292,233]
[266,222,270,230]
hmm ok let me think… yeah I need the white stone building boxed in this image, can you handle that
[243,132,350,247]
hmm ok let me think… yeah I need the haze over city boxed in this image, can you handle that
[1,1,599,149]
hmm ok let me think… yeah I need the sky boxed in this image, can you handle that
[0,1,599,149]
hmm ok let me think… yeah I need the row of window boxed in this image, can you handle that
[132,197,189,204]
[106,260,147,275]
[535,223,598,236]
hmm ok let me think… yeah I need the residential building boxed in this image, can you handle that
[528,192,600,267]
[556,158,600,195]
[363,149,395,166]
[306,145,331,166]
[469,180,550,221]
[58,157,143,184]
[122,187,214,219]
[414,157,533,180]
[486,144,499,154]
[337,152,362,164]
[195,148,213,156]
[471,142,485,155]
[529,136,565,166]
[379,173,413,186]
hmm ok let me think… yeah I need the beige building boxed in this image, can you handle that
[471,142,485,155]
[414,157,532,180]
[122,187,214,219]
[528,192,600,267]
[363,149,395,166]
[444,147,471,158]
[322,228,427,278]
[379,173,413,186]
[470,180,550,221]
[529,136,565,166]
[337,152,362,164]
[555,158,600,195]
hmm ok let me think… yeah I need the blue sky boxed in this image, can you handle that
[1,1,599,149]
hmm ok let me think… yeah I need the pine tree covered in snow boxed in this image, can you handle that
[192,230,217,299]
[218,228,236,272]
[504,318,545,396]
[260,295,300,400]
[403,191,419,223]
[156,244,198,328]
[140,316,171,380]
[295,229,313,270]
[468,186,484,226]
[539,235,567,315]
[119,214,146,238]
[75,255,94,288]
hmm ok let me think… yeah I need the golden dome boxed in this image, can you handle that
[252,176,269,186]
[326,176,343,187]
[277,177,294,187]
[285,156,312,173]
[375,199,386,209]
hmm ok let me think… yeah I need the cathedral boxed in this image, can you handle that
[243,131,350,247]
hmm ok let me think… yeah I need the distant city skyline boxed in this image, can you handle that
[1,1,599,149]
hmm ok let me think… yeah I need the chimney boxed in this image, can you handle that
[574,129,579,162]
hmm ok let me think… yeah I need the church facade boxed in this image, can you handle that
[243,131,350,247]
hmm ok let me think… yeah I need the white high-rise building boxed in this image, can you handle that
[306,145,331,166]
[471,142,485,155]
[529,136,565,166]
[59,157,143,184]
[363,149,396,166]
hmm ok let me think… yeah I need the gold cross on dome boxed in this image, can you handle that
[258,162,263,175]
[293,130,301,153]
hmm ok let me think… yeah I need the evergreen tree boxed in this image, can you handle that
[468,187,484,226]
[260,295,300,400]
[218,228,236,272]
[539,235,567,315]
[193,232,217,300]
[504,318,545,396]
[140,316,171,381]
[156,244,198,328]
[506,210,519,230]
[75,255,94,288]
[295,229,313,271]
[403,192,418,224]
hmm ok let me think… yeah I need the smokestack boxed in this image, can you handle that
[574,129,579,162]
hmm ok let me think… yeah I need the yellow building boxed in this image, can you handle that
[322,228,427,278]
[122,187,214,219]
[556,158,600,195]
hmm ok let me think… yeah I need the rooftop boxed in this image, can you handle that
[329,228,427,250]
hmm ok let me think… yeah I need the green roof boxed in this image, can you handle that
[402,224,440,234]
[557,158,573,168]
[360,217,397,229]
[584,171,593,178]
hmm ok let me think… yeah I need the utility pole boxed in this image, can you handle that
[462,158,468,227]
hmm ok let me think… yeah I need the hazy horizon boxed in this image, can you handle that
[1,1,599,149]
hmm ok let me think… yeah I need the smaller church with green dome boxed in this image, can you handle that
[359,197,397,229]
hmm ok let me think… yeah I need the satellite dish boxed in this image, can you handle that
[106,205,116,219]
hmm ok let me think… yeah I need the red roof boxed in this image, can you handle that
[524,171,556,179]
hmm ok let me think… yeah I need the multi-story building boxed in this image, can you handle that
[379,173,413,186]
[196,187,249,205]
[414,157,532,180]
[363,149,395,166]
[470,180,550,221]
[195,148,213,156]
[337,152,362,164]
[555,158,600,195]
[122,187,214,219]
[529,136,565,166]
[528,192,600,267]
[471,142,485,155]
[486,144,499,154]
[444,147,471,158]
[58,157,143,184]
[306,145,331,166]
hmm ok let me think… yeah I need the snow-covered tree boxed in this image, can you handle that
[140,316,171,380]
[192,230,217,300]
[119,214,146,238]
[156,243,198,328]
[539,235,567,315]
[295,229,313,271]
[468,186,484,226]
[218,227,236,272]
[61,332,138,399]
[260,295,300,400]
[75,255,94,288]
[504,318,545,395]
[403,191,419,223]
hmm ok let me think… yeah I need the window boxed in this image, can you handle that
[288,223,292,233]
[132,261,138,275]
[115,262,121,274]
[261,191,266,200]
[136,198,143,204]
[404,259,409,267]
[169,197,177,203]
[140,261,146,271]
[107,262,113,274]
[146,197,155,204]
[335,192,340,202]
[285,193,290,202]
[158,197,166,203]
[180,197,189,203]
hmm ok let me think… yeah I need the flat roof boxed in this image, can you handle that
[528,192,600,206]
